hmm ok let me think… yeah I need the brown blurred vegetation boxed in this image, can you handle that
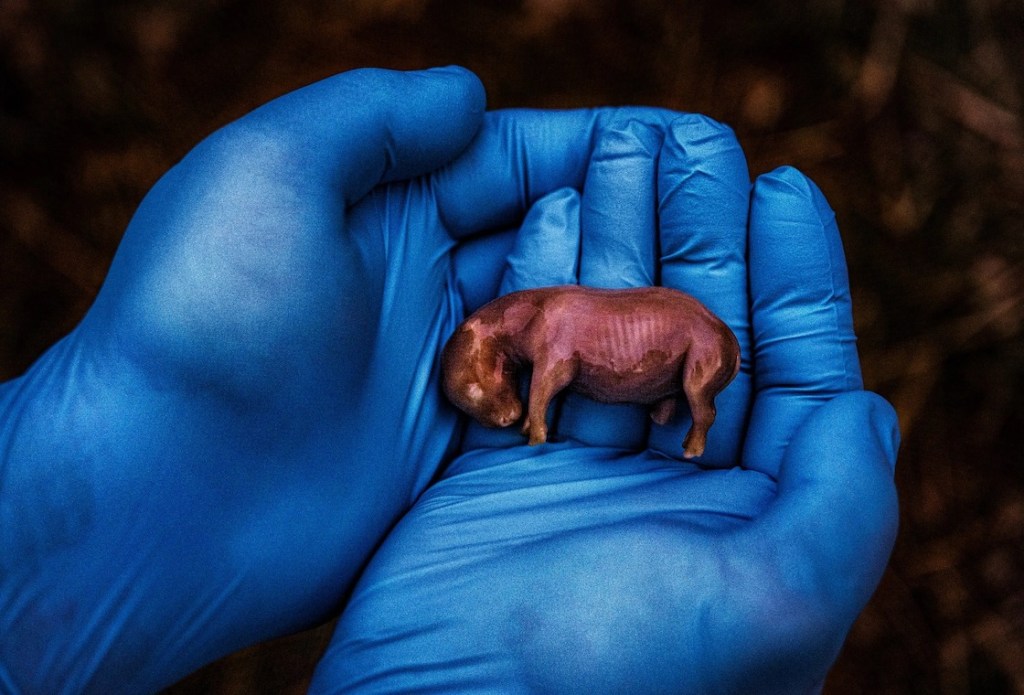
[2,0,1022,692]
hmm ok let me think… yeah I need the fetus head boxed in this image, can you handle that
[441,322,522,428]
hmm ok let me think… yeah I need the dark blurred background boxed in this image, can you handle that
[2,0,1022,692]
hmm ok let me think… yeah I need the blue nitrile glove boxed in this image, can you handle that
[0,66,657,693]
[310,115,901,693]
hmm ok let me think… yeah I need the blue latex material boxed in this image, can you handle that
[0,66,899,693]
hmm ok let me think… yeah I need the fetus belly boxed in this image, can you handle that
[566,313,687,403]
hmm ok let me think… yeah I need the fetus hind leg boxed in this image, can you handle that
[680,355,722,459]
[649,396,677,426]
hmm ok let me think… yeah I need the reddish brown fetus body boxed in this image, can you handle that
[441,285,740,458]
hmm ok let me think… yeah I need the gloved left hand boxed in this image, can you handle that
[0,66,639,693]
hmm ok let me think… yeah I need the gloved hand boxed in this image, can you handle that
[0,67,673,693]
[309,116,901,693]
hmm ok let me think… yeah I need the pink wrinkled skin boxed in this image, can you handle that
[442,285,740,458]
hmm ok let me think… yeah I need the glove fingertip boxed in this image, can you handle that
[668,112,738,145]
[754,166,836,224]
[421,64,487,113]
[501,187,581,294]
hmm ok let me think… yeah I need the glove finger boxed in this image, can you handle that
[558,118,662,450]
[433,107,682,240]
[647,114,752,468]
[499,187,581,294]
[445,184,580,320]
[743,167,863,478]
[219,65,486,205]
[737,392,899,663]
[577,119,660,288]
[458,188,582,451]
